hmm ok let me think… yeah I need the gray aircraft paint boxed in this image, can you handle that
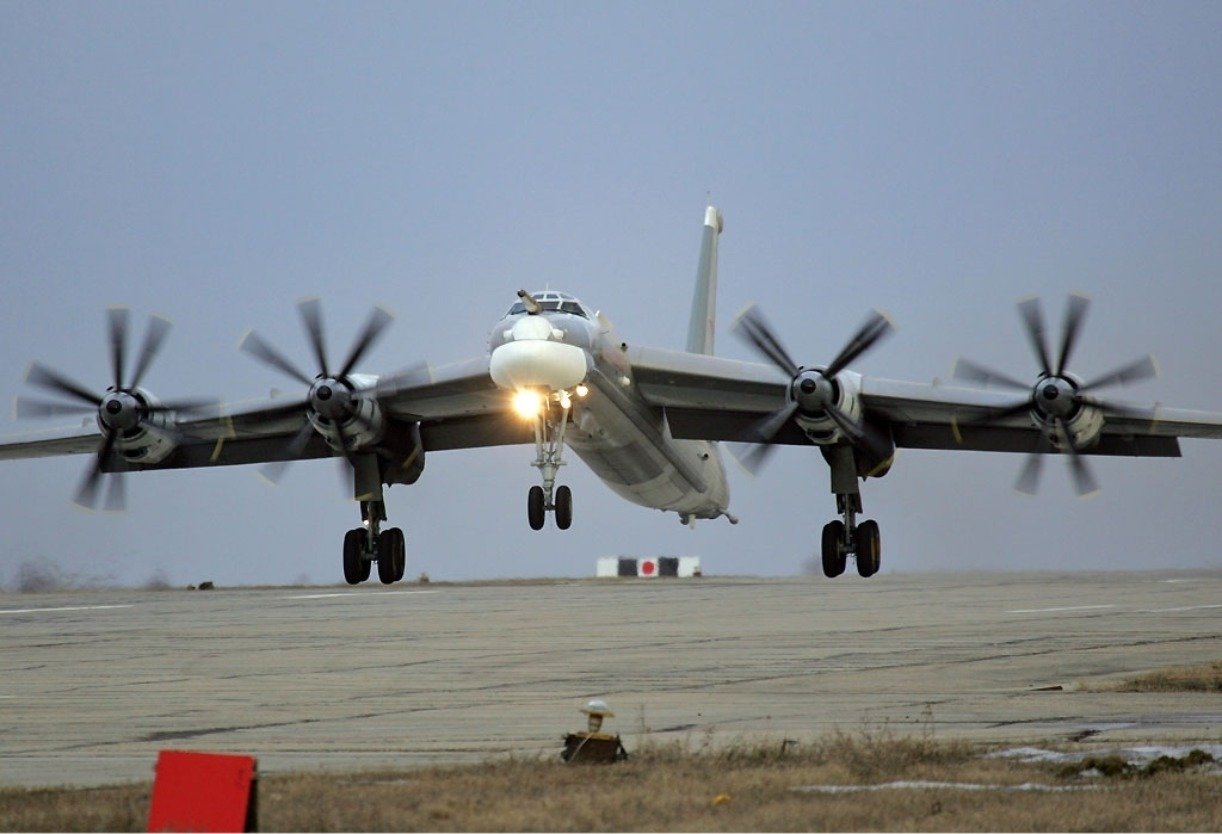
[686,206,723,356]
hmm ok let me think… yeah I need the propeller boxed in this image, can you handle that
[239,299,393,483]
[730,305,894,474]
[16,307,208,511]
[952,294,1157,496]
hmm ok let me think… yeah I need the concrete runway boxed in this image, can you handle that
[1,571,1218,788]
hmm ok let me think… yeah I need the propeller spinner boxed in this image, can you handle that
[953,294,1157,496]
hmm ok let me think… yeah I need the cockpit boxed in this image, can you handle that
[506,291,593,319]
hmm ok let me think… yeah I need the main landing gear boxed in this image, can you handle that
[819,447,882,579]
[525,389,575,531]
[819,497,881,579]
[341,497,407,586]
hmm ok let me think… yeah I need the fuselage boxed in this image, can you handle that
[487,291,731,522]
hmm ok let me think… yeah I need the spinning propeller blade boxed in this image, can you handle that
[729,304,893,474]
[955,294,1153,496]
[242,300,395,488]
[21,309,205,511]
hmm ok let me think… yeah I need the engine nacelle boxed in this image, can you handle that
[308,393,386,453]
[1039,401,1105,451]
[102,388,179,466]
[1027,373,1106,451]
[792,370,865,445]
[855,418,896,478]
[379,419,426,486]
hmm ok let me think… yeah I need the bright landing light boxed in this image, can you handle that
[512,390,543,419]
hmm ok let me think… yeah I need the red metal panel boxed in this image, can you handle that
[147,750,256,833]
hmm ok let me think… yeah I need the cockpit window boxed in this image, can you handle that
[538,300,588,316]
[504,292,591,319]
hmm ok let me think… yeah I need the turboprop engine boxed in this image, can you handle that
[304,372,387,454]
[730,305,896,476]
[954,294,1158,495]
[16,308,208,509]
[239,299,396,483]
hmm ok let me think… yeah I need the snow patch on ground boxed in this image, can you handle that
[793,780,1097,794]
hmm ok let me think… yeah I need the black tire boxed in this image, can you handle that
[821,520,846,578]
[391,528,407,581]
[856,519,881,578]
[343,528,366,585]
[555,485,572,530]
[377,529,398,585]
[528,485,545,530]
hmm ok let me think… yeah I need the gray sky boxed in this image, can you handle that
[1,2,1219,587]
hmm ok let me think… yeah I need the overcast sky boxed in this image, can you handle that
[1,2,1219,587]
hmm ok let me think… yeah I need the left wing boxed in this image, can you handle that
[628,345,1222,456]
[0,423,104,460]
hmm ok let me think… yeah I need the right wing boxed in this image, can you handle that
[0,356,529,474]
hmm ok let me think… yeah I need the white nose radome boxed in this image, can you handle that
[490,338,589,391]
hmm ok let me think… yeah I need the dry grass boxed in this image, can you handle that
[1099,661,1222,693]
[1,733,1217,832]
[0,784,150,832]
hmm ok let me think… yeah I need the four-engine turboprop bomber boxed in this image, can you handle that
[3,206,1222,583]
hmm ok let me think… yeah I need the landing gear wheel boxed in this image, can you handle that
[376,528,396,585]
[855,519,881,578]
[528,485,545,531]
[343,528,366,585]
[554,485,572,530]
[391,528,406,581]
[821,520,846,578]
[377,527,406,584]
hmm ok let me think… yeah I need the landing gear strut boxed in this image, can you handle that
[341,475,408,585]
[819,447,882,579]
[525,390,575,530]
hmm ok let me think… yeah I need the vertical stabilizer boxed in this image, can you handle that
[685,206,724,355]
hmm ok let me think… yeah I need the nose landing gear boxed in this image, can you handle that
[524,389,578,531]
[528,483,572,530]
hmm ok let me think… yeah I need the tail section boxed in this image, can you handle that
[685,206,724,355]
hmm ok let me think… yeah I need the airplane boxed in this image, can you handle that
[3,206,1222,584]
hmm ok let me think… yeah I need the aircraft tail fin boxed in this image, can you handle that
[685,206,724,355]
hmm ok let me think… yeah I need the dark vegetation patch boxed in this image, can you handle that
[1055,749,1216,780]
